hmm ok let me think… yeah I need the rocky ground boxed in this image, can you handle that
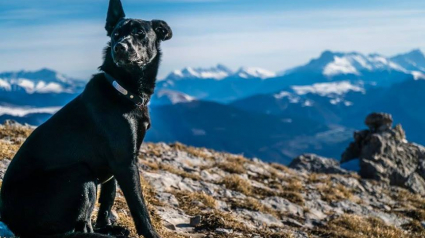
[1,119,425,238]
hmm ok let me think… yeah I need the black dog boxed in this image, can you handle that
[0,0,171,237]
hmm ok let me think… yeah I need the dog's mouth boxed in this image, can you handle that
[114,59,146,68]
[113,54,147,68]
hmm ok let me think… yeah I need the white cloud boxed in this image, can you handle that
[0,106,61,117]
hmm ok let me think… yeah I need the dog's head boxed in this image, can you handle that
[105,0,172,70]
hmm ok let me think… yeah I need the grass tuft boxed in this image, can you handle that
[314,214,409,238]
[221,175,252,195]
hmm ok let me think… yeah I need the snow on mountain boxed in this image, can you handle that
[0,105,61,117]
[411,71,425,80]
[154,89,196,105]
[0,68,83,94]
[322,52,407,77]
[0,79,11,91]
[291,81,364,96]
[285,50,425,80]
[391,49,425,72]
[273,91,300,103]
[165,64,233,80]
[165,65,276,81]
[236,67,276,79]
[323,56,359,76]
[273,81,364,107]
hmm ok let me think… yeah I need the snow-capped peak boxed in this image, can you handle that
[0,68,83,94]
[155,89,196,105]
[236,67,276,79]
[323,56,360,77]
[322,52,407,77]
[166,64,233,80]
[284,50,425,79]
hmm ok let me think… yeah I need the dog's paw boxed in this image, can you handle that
[94,225,130,237]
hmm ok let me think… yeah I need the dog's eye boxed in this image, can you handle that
[137,32,146,40]
[113,32,120,40]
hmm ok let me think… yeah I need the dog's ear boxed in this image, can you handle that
[152,20,172,41]
[105,0,126,36]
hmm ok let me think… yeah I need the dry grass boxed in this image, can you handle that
[318,181,354,203]
[141,143,164,158]
[283,178,304,192]
[228,197,278,218]
[260,230,294,238]
[0,123,33,139]
[252,179,305,206]
[314,214,409,238]
[113,176,188,238]
[194,210,247,232]
[217,161,246,174]
[393,189,425,209]
[279,191,305,206]
[220,173,306,206]
[402,209,425,221]
[307,173,328,184]
[170,142,215,161]
[221,175,252,195]
[0,123,33,160]
[139,159,160,171]
[196,209,294,238]
[172,190,216,216]
[158,163,201,181]
[402,220,425,234]
[226,155,250,165]
[270,163,293,175]
[0,140,20,160]
[171,191,256,236]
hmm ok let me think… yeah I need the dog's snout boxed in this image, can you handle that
[114,43,128,53]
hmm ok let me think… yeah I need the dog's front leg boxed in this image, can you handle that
[113,160,161,238]
[96,178,117,228]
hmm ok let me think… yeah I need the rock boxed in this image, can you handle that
[215,228,233,234]
[235,209,283,227]
[163,220,177,230]
[365,112,393,132]
[3,119,22,127]
[281,216,304,227]
[190,215,202,227]
[156,192,179,207]
[341,112,425,194]
[290,154,349,175]
[156,207,193,233]
[405,173,425,194]
[262,196,304,216]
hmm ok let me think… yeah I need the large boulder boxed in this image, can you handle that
[341,112,425,194]
[290,154,349,175]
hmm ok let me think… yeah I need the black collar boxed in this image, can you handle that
[103,71,150,110]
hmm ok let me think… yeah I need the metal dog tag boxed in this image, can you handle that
[112,81,128,95]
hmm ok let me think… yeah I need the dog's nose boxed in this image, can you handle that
[114,43,128,53]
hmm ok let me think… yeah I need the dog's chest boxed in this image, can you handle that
[124,110,150,148]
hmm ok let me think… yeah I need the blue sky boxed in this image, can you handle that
[1,0,425,79]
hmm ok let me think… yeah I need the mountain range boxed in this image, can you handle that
[1,49,425,164]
